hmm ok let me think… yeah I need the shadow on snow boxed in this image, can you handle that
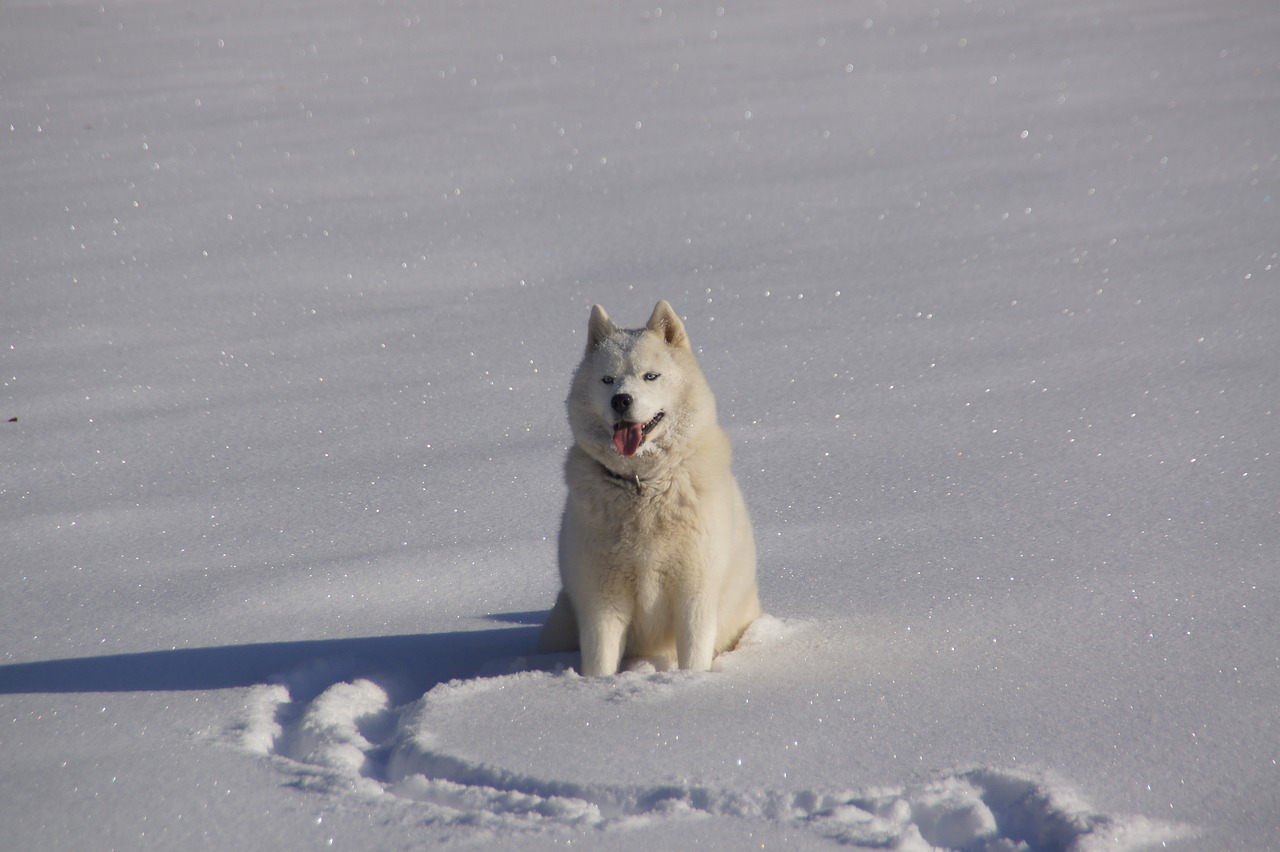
[0,618,542,698]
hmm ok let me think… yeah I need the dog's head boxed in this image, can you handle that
[568,300,715,468]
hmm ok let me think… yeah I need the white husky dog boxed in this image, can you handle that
[537,300,761,675]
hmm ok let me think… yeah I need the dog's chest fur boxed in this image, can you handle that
[589,470,701,604]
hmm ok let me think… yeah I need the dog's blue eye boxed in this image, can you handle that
[602,376,614,385]
[644,373,660,381]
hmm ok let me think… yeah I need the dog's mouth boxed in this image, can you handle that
[612,412,664,457]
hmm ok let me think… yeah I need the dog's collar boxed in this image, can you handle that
[600,462,645,495]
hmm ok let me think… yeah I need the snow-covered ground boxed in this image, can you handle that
[3,0,1277,848]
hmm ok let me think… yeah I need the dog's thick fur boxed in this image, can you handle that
[537,301,761,675]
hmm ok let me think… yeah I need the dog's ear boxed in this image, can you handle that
[646,300,690,350]
[587,304,615,351]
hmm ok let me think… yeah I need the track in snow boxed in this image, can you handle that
[224,618,1188,850]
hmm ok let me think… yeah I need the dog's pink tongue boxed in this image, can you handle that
[613,422,645,456]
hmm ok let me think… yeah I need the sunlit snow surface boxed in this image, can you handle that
[223,617,1188,850]
[3,0,1278,849]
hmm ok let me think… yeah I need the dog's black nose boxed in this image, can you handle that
[611,393,632,415]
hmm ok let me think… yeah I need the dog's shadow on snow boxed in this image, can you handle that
[0,613,544,697]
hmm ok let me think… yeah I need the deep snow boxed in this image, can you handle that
[3,0,1278,849]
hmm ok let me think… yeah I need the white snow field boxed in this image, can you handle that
[2,0,1277,848]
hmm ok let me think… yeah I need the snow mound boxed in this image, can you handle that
[227,619,1189,849]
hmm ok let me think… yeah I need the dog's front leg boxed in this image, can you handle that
[676,597,717,671]
[579,610,627,676]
